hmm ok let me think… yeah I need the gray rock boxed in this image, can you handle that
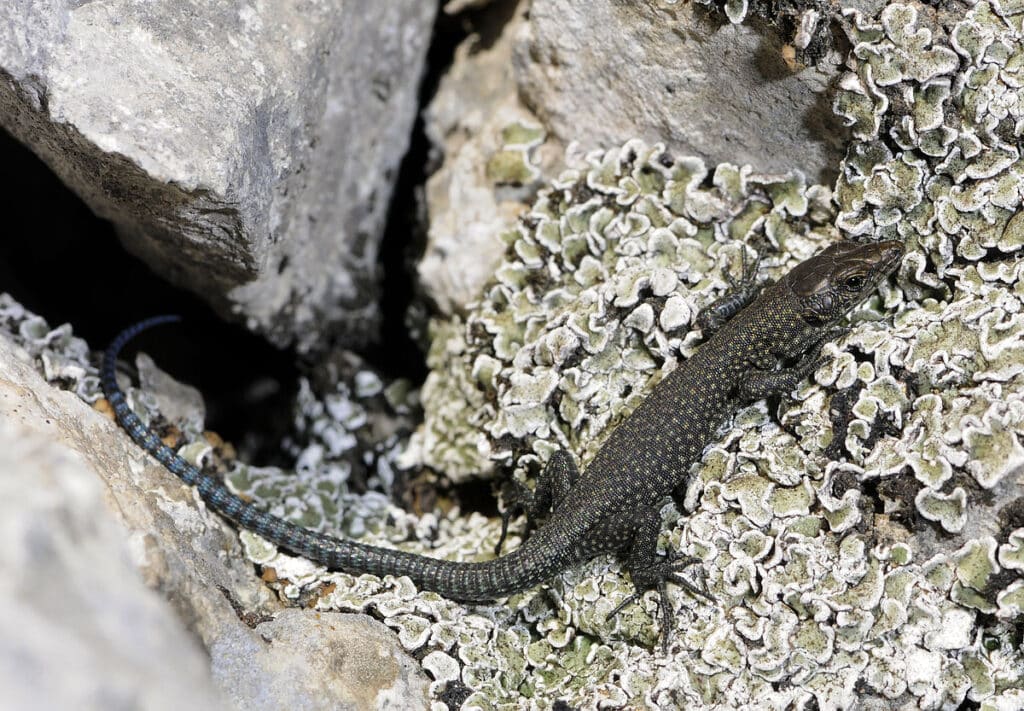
[0,345,224,711]
[516,0,847,183]
[211,610,430,711]
[0,1,436,352]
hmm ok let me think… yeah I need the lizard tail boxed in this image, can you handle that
[101,318,564,600]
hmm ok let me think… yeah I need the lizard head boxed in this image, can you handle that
[783,240,904,325]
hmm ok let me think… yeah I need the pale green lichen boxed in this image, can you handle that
[915,486,969,532]
[1000,528,1024,570]
[226,353,419,538]
[486,121,546,186]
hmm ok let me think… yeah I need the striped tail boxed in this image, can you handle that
[101,318,567,600]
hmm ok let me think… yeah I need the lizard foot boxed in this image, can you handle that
[695,244,763,335]
[608,553,713,654]
[495,478,537,556]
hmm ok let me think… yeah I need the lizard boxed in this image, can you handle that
[101,238,904,651]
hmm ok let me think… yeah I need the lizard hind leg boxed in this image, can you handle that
[495,448,579,555]
[606,505,713,654]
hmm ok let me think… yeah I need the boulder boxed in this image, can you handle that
[0,1,436,352]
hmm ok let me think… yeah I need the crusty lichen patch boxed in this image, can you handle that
[830,0,1024,535]
[5,1,1024,709]
[228,353,420,537]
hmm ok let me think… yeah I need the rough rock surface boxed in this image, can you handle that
[0,387,224,711]
[0,307,431,710]
[515,0,849,182]
[420,0,549,315]
[0,1,436,352]
[212,609,430,711]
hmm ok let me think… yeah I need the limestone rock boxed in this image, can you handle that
[516,0,848,182]
[211,610,430,711]
[0,1,436,352]
[0,348,224,710]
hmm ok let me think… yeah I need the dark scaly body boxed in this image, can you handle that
[102,240,904,646]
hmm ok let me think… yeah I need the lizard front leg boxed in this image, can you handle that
[738,325,848,403]
[696,245,764,336]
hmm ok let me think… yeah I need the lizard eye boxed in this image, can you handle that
[843,274,865,290]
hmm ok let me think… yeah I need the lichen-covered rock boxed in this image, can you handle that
[423,0,1014,322]
[422,0,853,316]
[0,1,435,352]
[393,2,1022,706]
[410,140,840,484]
[9,0,1024,708]
[229,349,422,537]
[692,0,891,62]
[829,0,1024,546]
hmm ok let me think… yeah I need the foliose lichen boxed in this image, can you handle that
[831,0,1024,535]
[392,2,1024,707]
[227,351,421,538]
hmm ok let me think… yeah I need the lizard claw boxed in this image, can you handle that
[726,244,761,290]
[695,244,765,335]
[667,572,714,603]
[606,592,642,621]
[495,508,514,557]
[608,554,714,653]
[606,585,683,653]
[494,478,535,555]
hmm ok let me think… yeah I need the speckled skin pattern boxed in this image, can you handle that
[102,240,903,643]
